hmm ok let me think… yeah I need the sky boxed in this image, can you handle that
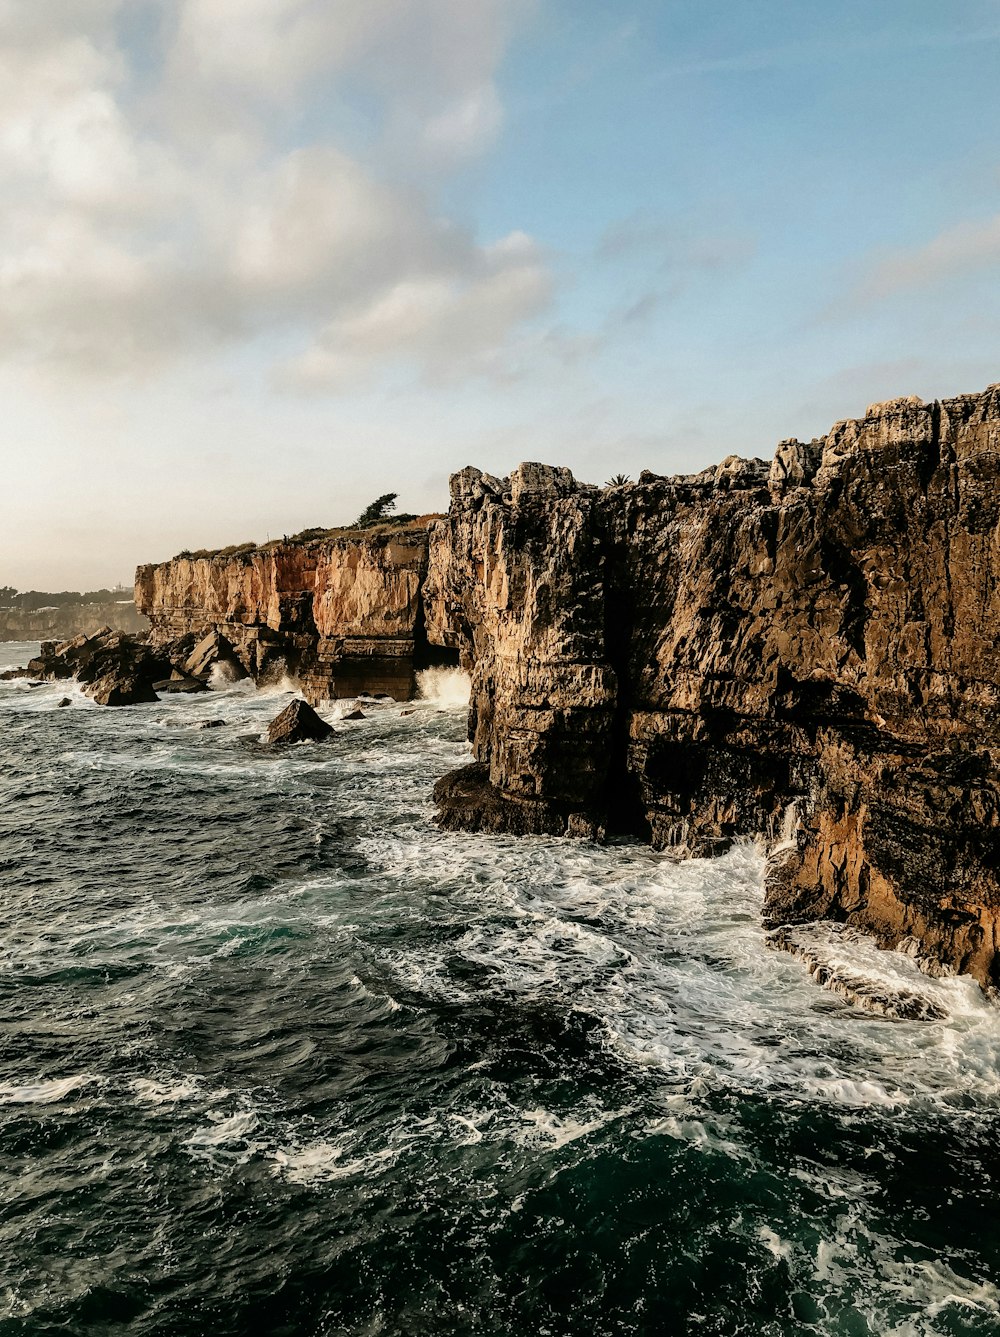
[3,0,1000,589]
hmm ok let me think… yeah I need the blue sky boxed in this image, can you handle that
[3,0,1000,587]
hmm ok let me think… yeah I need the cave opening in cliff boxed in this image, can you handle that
[412,593,461,672]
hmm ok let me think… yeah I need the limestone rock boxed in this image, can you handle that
[427,386,1000,990]
[183,631,247,681]
[15,627,171,705]
[85,672,159,706]
[134,523,450,704]
[266,698,333,744]
[154,670,209,694]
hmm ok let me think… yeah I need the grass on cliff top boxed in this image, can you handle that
[171,514,443,562]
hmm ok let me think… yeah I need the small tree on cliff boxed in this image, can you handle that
[353,493,398,527]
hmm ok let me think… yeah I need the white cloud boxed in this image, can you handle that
[0,0,546,382]
[165,0,530,159]
[284,231,551,388]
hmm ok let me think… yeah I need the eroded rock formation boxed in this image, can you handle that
[1,629,172,705]
[266,698,333,745]
[426,387,1000,989]
[135,525,454,703]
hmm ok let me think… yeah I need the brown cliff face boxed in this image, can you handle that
[135,525,450,703]
[428,386,1000,989]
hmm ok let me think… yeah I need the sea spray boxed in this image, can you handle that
[417,665,471,708]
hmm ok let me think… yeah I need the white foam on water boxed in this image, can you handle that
[799,1211,1000,1333]
[416,666,471,709]
[0,1074,98,1104]
[253,674,301,698]
[357,827,1000,1113]
[512,1107,626,1150]
[270,1138,398,1185]
[184,1110,260,1160]
[131,1076,208,1105]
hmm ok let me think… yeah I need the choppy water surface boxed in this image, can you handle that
[2,643,1000,1336]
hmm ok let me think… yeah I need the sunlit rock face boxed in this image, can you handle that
[429,385,1000,989]
[135,526,446,704]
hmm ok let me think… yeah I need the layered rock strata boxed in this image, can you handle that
[135,526,454,703]
[426,387,1000,989]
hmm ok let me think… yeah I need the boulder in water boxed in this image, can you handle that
[342,709,366,720]
[56,697,72,708]
[85,671,159,707]
[266,698,333,744]
[154,670,209,694]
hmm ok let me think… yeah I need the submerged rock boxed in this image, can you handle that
[266,698,333,745]
[154,671,209,694]
[56,697,71,708]
[769,923,948,1021]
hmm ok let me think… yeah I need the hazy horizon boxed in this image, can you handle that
[4,0,1000,589]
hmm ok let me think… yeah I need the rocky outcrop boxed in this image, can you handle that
[135,524,455,703]
[1,629,173,704]
[182,631,247,682]
[266,698,333,744]
[426,386,1000,990]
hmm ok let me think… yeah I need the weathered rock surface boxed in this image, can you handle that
[87,671,159,707]
[266,698,334,745]
[3,628,173,705]
[154,669,210,694]
[183,631,247,682]
[426,385,1000,990]
[135,524,456,704]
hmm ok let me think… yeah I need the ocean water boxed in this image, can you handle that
[2,642,1000,1337]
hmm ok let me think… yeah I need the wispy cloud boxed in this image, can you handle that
[861,214,1000,299]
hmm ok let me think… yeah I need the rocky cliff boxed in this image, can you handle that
[426,387,1000,989]
[136,524,454,703]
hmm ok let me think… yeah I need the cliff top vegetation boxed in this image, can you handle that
[170,513,442,563]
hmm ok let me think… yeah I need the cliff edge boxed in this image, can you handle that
[135,522,454,702]
[427,386,1000,988]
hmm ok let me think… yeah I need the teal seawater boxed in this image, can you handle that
[2,643,1000,1337]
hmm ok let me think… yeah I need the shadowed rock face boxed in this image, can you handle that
[0,629,173,705]
[426,386,1000,989]
[266,698,333,745]
[135,527,452,703]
